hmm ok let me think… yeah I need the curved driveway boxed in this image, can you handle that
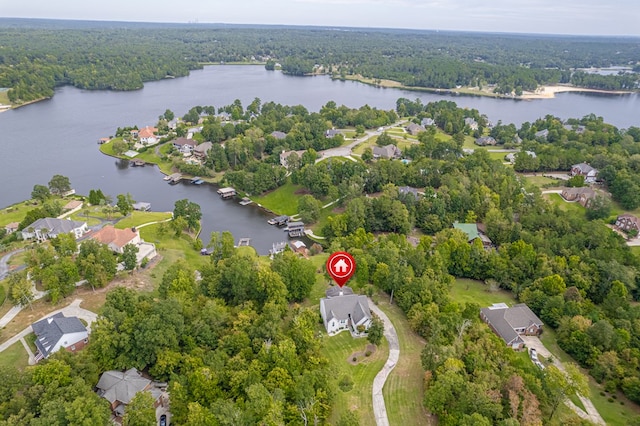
[368,299,400,426]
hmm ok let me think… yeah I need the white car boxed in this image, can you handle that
[529,348,538,361]
[534,360,545,370]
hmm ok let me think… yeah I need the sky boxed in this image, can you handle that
[2,0,639,36]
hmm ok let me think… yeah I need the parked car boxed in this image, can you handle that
[529,348,538,361]
[534,360,545,370]
[159,414,167,426]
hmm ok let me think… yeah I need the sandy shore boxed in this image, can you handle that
[520,85,632,99]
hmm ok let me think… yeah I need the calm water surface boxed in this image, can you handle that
[1,66,638,252]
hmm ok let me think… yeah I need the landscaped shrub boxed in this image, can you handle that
[338,375,354,392]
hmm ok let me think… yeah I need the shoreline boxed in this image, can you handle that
[338,74,634,100]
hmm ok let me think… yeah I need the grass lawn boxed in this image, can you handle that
[115,211,173,229]
[450,278,515,307]
[521,174,563,189]
[374,296,432,426]
[0,341,29,370]
[544,193,586,217]
[0,200,37,226]
[252,181,302,216]
[24,332,37,354]
[322,330,389,425]
[0,90,10,105]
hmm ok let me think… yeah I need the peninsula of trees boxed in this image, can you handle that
[1,18,638,104]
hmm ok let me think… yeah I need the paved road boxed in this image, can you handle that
[368,299,400,426]
[522,336,605,425]
[0,249,24,280]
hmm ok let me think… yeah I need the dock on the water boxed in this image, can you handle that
[132,202,151,211]
[166,173,182,184]
[286,221,305,238]
[268,215,289,226]
[239,197,253,206]
[217,187,237,199]
[131,159,146,167]
[237,237,251,247]
[191,176,204,185]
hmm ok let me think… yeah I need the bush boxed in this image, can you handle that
[608,397,614,403]
[365,350,372,357]
[338,375,354,392]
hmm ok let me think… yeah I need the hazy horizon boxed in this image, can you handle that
[2,0,639,37]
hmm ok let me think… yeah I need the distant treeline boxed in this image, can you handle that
[0,18,639,103]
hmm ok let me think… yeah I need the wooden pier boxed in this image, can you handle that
[166,173,182,184]
[237,237,251,247]
[286,221,305,238]
[217,187,237,199]
[268,215,289,226]
[239,197,253,206]
[131,159,146,167]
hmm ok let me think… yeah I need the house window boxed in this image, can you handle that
[84,338,88,343]
[71,345,76,351]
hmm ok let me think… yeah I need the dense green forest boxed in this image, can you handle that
[0,18,638,103]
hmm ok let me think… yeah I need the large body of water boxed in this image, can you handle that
[1,65,638,252]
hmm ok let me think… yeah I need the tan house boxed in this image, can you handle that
[372,144,401,160]
[90,225,141,254]
[480,303,543,350]
[406,122,426,135]
[560,187,597,207]
[615,214,640,234]
[4,222,19,234]
[138,126,158,145]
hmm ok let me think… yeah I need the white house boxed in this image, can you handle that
[571,162,599,183]
[138,126,158,145]
[21,217,88,242]
[320,286,372,336]
[32,313,89,362]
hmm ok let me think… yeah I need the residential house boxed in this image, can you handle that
[167,118,179,130]
[172,137,197,154]
[129,129,139,138]
[280,150,306,168]
[453,222,493,248]
[464,117,478,131]
[534,129,549,140]
[193,141,212,159]
[398,186,420,198]
[325,129,341,138]
[270,131,287,140]
[421,118,435,127]
[98,137,110,144]
[372,144,402,160]
[90,225,141,254]
[505,151,536,164]
[406,122,426,135]
[320,286,372,335]
[4,222,19,234]
[564,124,586,134]
[560,187,597,207]
[96,368,163,417]
[480,303,543,349]
[475,136,497,146]
[32,313,89,362]
[615,214,640,234]
[290,240,308,256]
[571,162,599,183]
[138,126,158,145]
[21,218,88,242]
[513,135,523,144]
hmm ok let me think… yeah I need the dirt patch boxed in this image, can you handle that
[294,188,312,195]
[347,344,377,365]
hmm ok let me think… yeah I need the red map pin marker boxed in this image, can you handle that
[326,251,356,288]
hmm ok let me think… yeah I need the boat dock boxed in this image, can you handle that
[268,215,289,226]
[217,187,236,199]
[190,176,204,185]
[239,197,253,206]
[166,173,182,184]
[131,159,146,167]
[237,237,251,247]
[132,202,151,211]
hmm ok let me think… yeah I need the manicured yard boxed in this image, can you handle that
[544,193,586,216]
[115,211,173,229]
[521,174,563,189]
[0,201,38,227]
[322,329,389,425]
[0,90,10,105]
[450,278,515,307]
[252,181,302,216]
[0,341,29,370]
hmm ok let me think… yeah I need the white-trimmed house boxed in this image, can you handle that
[320,286,372,336]
[480,303,543,350]
[138,126,158,145]
[32,313,89,362]
[90,225,141,254]
[571,162,599,183]
[21,218,88,242]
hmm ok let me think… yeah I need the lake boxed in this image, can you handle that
[0,65,638,252]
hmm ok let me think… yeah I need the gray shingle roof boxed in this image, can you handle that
[26,218,85,234]
[325,285,354,298]
[480,303,542,345]
[321,294,371,326]
[96,368,151,405]
[32,313,87,358]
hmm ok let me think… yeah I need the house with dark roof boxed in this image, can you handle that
[480,303,543,349]
[320,286,372,335]
[21,218,88,242]
[325,129,341,138]
[172,137,197,154]
[32,313,88,362]
[560,187,597,207]
[96,368,163,417]
[571,162,599,183]
[372,144,402,160]
[193,141,212,158]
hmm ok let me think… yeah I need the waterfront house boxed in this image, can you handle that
[90,225,141,254]
[32,313,88,362]
[475,136,497,146]
[480,303,543,350]
[132,202,151,211]
[464,117,478,131]
[571,162,599,183]
[172,137,197,154]
[4,222,19,234]
[320,286,372,336]
[21,218,88,242]
[138,126,158,145]
[372,144,401,160]
[194,141,212,159]
[287,221,305,237]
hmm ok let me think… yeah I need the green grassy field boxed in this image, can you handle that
[115,211,173,229]
[252,181,302,216]
[0,201,37,226]
[544,193,586,217]
[521,174,563,189]
[450,278,516,307]
[0,90,10,105]
[0,341,29,371]
[322,330,389,424]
